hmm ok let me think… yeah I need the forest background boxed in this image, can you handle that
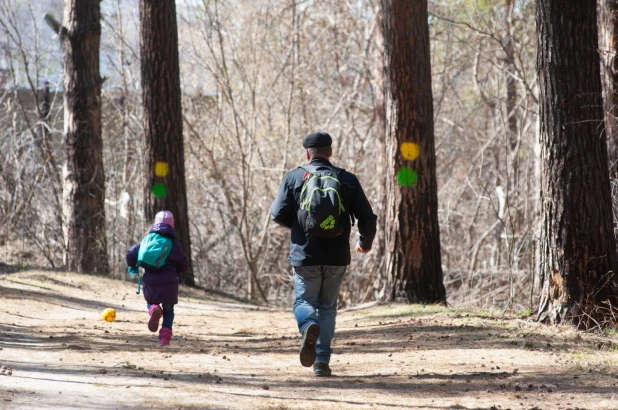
[0,0,614,311]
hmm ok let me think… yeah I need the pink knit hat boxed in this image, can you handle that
[154,210,174,228]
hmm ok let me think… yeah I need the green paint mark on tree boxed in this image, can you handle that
[397,167,418,187]
[152,183,167,198]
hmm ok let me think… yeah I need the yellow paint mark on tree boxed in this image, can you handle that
[155,161,169,177]
[400,142,420,161]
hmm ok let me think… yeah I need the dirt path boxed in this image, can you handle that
[1,270,617,410]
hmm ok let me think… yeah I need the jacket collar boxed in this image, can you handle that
[149,222,177,239]
[309,157,333,167]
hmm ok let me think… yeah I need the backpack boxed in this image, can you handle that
[297,165,347,238]
[137,232,173,270]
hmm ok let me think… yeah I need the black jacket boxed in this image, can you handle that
[270,158,377,266]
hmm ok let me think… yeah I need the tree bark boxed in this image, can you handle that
[139,0,194,285]
[61,0,109,275]
[504,0,519,150]
[599,0,618,172]
[380,0,446,304]
[536,0,618,327]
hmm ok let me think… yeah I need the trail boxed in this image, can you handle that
[1,270,617,410]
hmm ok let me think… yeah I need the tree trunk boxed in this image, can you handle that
[504,0,519,150]
[369,1,389,302]
[61,0,109,275]
[380,0,446,304]
[599,0,618,172]
[536,0,618,327]
[139,0,194,285]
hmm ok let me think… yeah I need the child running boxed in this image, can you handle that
[126,210,189,346]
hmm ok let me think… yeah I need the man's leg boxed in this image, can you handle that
[315,265,347,364]
[293,266,323,366]
[293,266,322,333]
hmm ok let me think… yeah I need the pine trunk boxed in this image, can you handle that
[599,0,618,171]
[381,0,446,304]
[61,0,109,275]
[536,0,618,327]
[139,0,194,285]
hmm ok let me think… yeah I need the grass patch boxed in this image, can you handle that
[352,303,464,321]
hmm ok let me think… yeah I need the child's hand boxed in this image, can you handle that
[128,266,139,276]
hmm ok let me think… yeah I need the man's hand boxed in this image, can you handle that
[355,242,370,254]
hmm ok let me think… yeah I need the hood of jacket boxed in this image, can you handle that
[149,222,177,240]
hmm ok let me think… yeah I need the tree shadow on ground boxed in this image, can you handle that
[0,283,139,313]
[2,355,614,409]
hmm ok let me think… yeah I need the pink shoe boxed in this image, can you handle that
[159,328,172,346]
[148,305,163,332]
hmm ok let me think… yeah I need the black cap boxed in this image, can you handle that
[303,132,332,149]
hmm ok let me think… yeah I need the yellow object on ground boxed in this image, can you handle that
[101,308,116,322]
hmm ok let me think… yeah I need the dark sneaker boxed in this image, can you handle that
[313,362,332,377]
[299,323,320,367]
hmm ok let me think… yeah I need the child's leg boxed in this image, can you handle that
[158,304,175,346]
[147,303,163,332]
[161,303,175,330]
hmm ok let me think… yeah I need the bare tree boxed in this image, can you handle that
[361,0,388,302]
[536,0,618,327]
[173,0,381,302]
[429,0,540,310]
[0,0,64,268]
[380,0,446,303]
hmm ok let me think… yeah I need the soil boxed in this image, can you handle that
[1,269,617,410]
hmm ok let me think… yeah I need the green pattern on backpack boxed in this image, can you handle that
[137,232,172,270]
[297,166,346,238]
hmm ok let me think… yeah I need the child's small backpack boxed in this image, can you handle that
[137,232,173,270]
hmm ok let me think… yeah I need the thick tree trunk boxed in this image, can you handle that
[536,0,618,327]
[139,0,193,285]
[380,0,446,304]
[599,0,618,171]
[61,0,109,275]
